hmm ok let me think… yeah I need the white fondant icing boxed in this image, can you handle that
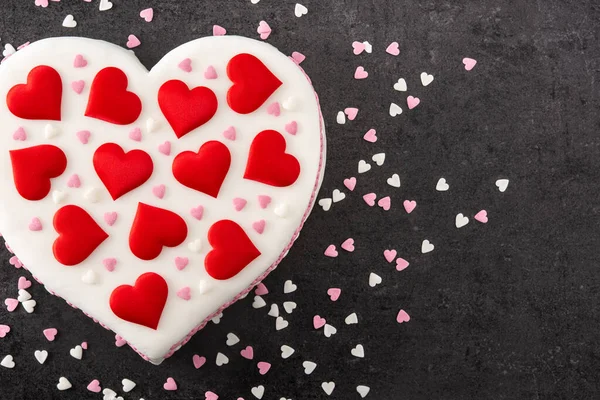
[0,36,325,363]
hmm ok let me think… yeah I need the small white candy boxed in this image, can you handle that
[345,312,359,325]
[252,296,266,309]
[188,239,202,253]
[69,345,83,360]
[34,350,48,364]
[275,316,289,331]
[336,111,346,124]
[81,270,97,284]
[57,377,72,391]
[283,280,297,294]
[283,301,296,314]
[280,345,294,359]
[268,304,279,317]
[122,378,136,392]
[44,124,59,139]
[216,352,229,366]
[1,355,15,368]
[22,299,36,313]
[226,333,240,346]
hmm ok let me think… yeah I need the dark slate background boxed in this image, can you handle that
[1,0,599,399]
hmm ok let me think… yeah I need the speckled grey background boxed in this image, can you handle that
[1,0,599,399]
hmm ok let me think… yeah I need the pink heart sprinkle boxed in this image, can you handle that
[164,377,177,391]
[43,328,57,341]
[139,7,153,22]
[352,41,366,55]
[257,361,271,375]
[327,288,341,301]
[76,130,91,144]
[35,0,49,7]
[73,54,87,68]
[285,121,298,135]
[397,309,410,323]
[71,80,85,94]
[153,184,166,199]
[343,177,356,191]
[81,342,88,349]
[204,65,218,79]
[115,335,126,347]
[29,217,42,231]
[407,96,420,109]
[378,196,391,211]
[396,258,410,271]
[291,51,305,64]
[240,346,254,360]
[190,206,204,220]
[205,391,219,400]
[255,283,268,296]
[258,195,271,209]
[9,256,23,269]
[344,107,358,120]
[363,128,377,143]
[213,25,226,36]
[0,324,10,338]
[313,315,326,329]
[103,212,117,226]
[5,298,18,312]
[363,193,376,206]
[463,57,477,71]
[129,127,142,141]
[341,238,355,252]
[177,287,191,301]
[66,174,81,188]
[223,126,236,141]
[384,249,397,263]
[103,258,117,272]
[252,220,266,234]
[324,245,338,258]
[403,200,417,214]
[193,354,206,369]
[474,210,488,223]
[126,34,141,49]
[233,198,247,211]
[354,66,368,79]
[87,379,101,393]
[175,257,189,271]
[158,141,171,155]
[257,21,271,40]
[18,276,31,290]
[267,102,281,116]
[178,58,192,72]
[386,42,400,56]
[12,127,26,141]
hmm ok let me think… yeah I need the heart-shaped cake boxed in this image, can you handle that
[0,36,325,364]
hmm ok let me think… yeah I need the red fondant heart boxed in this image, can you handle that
[93,143,153,200]
[205,220,261,280]
[7,65,62,121]
[244,130,300,187]
[158,80,218,139]
[227,53,282,114]
[129,203,188,261]
[110,272,168,330]
[53,205,109,266]
[9,145,67,201]
[172,141,231,198]
[85,67,142,125]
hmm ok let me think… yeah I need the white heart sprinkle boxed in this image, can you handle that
[280,345,295,359]
[323,324,337,337]
[332,189,345,203]
[387,174,401,188]
[44,124,59,139]
[57,377,72,391]
[2,44,16,57]
[274,202,289,218]
[369,273,382,287]
[268,304,279,317]
[52,190,67,204]
[436,178,449,191]
[216,352,229,366]
[420,72,434,86]
[1,355,15,368]
[345,312,359,325]
[351,344,365,358]
[283,280,297,294]
[363,41,372,53]
[84,187,101,203]
[321,381,335,395]
[318,198,332,211]
[372,153,385,166]
[103,388,117,399]
[99,0,113,11]
[393,78,407,92]
[252,296,266,309]
[226,333,240,346]
[146,117,159,133]
[275,316,289,331]
[294,3,308,17]
[34,350,48,364]
[211,313,223,324]
[282,96,297,111]
[496,179,509,192]
[18,289,31,302]
[69,345,83,360]
[251,0,260,3]
[188,239,203,253]
[389,103,403,117]
[122,378,136,393]
[336,111,346,124]
[62,15,77,28]
[303,360,317,374]
[422,239,435,253]
[455,213,469,228]
[358,160,371,173]
[357,385,371,398]
[198,280,211,294]
[22,299,36,313]
[252,385,265,399]
[81,270,97,284]
[283,301,297,314]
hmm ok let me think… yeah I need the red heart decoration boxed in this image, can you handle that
[109,272,168,330]
[85,67,142,125]
[158,80,218,138]
[227,53,282,114]
[172,141,231,198]
[244,130,300,187]
[52,205,109,266]
[93,143,153,200]
[7,65,62,121]
[205,220,261,280]
[9,145,67,201]
[129,203,188,261]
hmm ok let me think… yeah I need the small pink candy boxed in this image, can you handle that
[29,217,42,231]
[397,309,410,323]
[103,212,117,226]
[341,238,355,252]
[233,198,247,211]
[352,41,366,55]
[67,174,81,188]
[213,25,226,36]
[0,324,10,338]
[35,0,49,8]
[18,276,31,290]
[386,42,400,56]
[71,80,85,94]
[129,127,142,141]
[43,328,58,341]
[252,220,266,234]
[324,245,338,258]
[12,127,26,141]
[384,250,398,264]
[103,258,117,272]
[463,57,477,71]
[126,34,141,49]
[396,258,410,271]
[344,107,359,120]
[344,177,356,191]
[407,96,420,109]
[9,256,22,269]
[76,130,91,144]
[363,128,377,143]
[257,21,271,40]
[363,193,376,206]
[291,51,305,64]
[240,346,254,360]
[73,54,87,68]
[81,342,88,350]
[255,283,268,296]
[327,288,341,301]
[153,184,166,199]
[474,210,488,223]
[285,121,298,135]
[87,379,101,393]
[354,66,368,79]
[178,58,192,72]
[158,141,171,155]
[205,391,219,400]
[5,298,18,312]
[115,334,126,347]
[163,377,177,391]
[223,126,236,141]
[267,102,281,116]
[258,195,271,209]
[190,206,204,220]
[313,315,326,329]
[403,200,417,213]
[204,65,218,79]
[257,361,271,375]
[193,354,206,369]
[378,196,391,211]
[175,257,189,271]
[139,8,153,22]
[177,287,191,301]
